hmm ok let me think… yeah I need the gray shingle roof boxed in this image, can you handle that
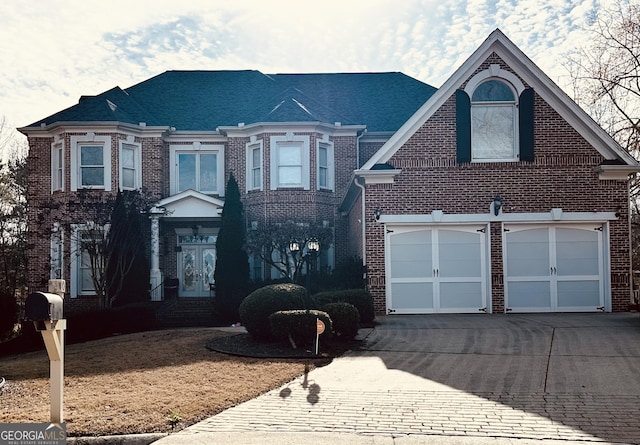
[27,70,436,132]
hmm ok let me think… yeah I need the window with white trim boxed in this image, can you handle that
[270,134,310,190]
[456,64,535,164]
[70,134,112,191]
[120,141,141,190]
[51,142,64,192]
[317,141,334,190]
[470,79,518,161]
[70,223,108,297]
[50,226,63,280]
[170,144,225,195]
[246,140,263,191]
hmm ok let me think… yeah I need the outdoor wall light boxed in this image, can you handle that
[374,207,382,221]
[192,225,200,237]
[493,195,503,216]
[289,241,300,252]
[307,239,320,252]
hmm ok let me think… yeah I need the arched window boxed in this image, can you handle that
[456,65,535,163]
[471,79,517,161]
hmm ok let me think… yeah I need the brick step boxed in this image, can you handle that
[154,298,216,328]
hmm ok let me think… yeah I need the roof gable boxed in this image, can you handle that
[361,28,639,170]
[156,189,224,219]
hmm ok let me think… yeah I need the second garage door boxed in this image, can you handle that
[503,223,605,312]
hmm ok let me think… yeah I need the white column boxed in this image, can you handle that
[149,207,164,301]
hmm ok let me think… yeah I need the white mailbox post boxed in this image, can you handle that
[25,281,66,424]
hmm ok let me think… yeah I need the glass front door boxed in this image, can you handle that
[177,235,216,297]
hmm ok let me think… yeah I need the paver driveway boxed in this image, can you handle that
[154,313,640,445]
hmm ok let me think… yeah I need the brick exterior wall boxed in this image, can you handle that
[360,54,633,314]
[25,127,363,310]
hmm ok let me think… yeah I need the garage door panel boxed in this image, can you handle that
[507,281,552,309]
[390,230,432,278]
[505,228,549,276]
[439,229,482,277]
[557,280,600,309]
[390,282,434,312]
[440,282,484,310]
[556,228,599,276]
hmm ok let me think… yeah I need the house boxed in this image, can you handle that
[19,29,639,315]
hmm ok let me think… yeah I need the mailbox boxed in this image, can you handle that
[25,292,64,322]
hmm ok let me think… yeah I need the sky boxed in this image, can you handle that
[0,0,618,144]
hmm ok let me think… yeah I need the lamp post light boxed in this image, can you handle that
[288,239,319,308]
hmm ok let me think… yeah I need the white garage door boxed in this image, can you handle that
[503,223,605,312]
[386,225,488,314]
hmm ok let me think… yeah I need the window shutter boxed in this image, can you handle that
[519,88,535,162]
[456,89,471,163]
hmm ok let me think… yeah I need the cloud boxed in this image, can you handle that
[0,0,618,130]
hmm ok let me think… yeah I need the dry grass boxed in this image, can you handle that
[0,328,310,436]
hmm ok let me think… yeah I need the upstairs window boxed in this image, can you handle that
[70,134,112,191]
[246,140,263,191]
[270,134,310,190]
[470,80,517,161]
[51,142,64,192]
[456,65,534,163]
[277,144,303,186]
[170,144,225,195]
[317,140,334,191]
[120,141,141,190]
[80,144,105,186]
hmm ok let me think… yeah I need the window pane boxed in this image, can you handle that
[122,146,135,168]
[252,147,261,166]
[279,166,302,185]
[471,105,515,159]
[81,146,103,166]
[319,167,327,188]
[200,154,217,192]
[178,153,196,192]
[122,169,135,189]
[82,167,104,186]
[279,145,301,165]
[319,146,328,166]
[472,80,515,102]
[253,168,261,189]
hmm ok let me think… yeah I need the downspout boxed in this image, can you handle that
[354,175,367,268]
[355,129,366,267]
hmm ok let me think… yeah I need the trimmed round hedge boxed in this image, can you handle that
[313,289,375,323]
[239,283,307,340]
[322,302,360,340]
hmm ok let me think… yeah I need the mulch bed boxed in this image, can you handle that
[206,332,360,360]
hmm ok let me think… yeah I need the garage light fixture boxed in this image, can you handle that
[493,195,503,216]
[374,207,382,221]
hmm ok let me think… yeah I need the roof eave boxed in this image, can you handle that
[18,121,171,137]
[593,164,640,180]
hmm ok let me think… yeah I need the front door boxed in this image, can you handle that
[178,244,216,297]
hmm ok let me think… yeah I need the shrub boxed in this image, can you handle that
[239,283,307,340]
[269,310,332,348]
[313,289,375,323]
[321,302,359,340]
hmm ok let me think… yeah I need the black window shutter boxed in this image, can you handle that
[456,89,471,163]
[519,88,535,161]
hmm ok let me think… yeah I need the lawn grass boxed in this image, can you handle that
[0,328,310,436]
